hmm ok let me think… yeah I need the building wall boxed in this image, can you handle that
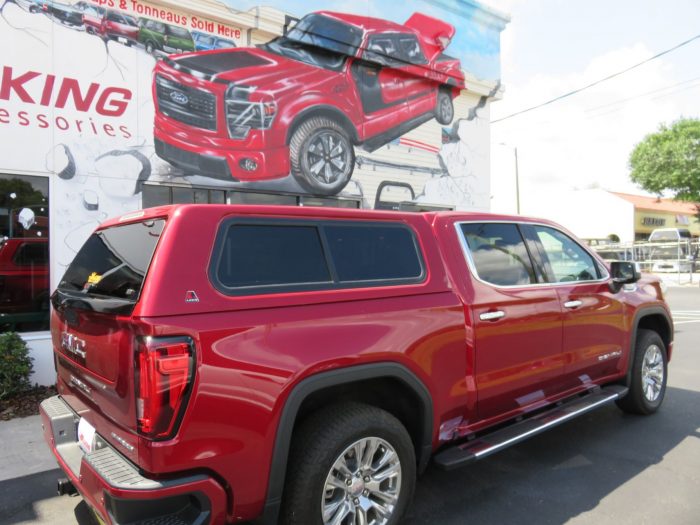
[0,0,508,384]
[523,189,636,243]
[634,209,700,239]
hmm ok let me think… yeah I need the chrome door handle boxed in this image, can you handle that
[480,310,505,321]
[564,300,583,309]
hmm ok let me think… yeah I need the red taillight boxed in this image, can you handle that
[136,337,194,439]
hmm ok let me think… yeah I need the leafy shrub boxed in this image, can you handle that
[0,332,34,400]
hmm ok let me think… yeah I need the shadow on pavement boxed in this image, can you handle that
[404,385,700,525]
[0,468,96,525]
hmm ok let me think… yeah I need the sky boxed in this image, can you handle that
[485,0,700,215]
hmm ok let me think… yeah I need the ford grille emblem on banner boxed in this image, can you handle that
[170,90,189,105]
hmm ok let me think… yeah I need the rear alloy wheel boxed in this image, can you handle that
[616,329,668,415]
[282,403,415,525]
[435,89,454,125]
[290,116,355,196]
[146,41,156,55]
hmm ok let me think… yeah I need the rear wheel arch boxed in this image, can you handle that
[260,363,434,525]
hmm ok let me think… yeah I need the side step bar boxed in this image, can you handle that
[433,385,628,470]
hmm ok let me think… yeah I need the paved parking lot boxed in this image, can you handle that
[1,287,699,525]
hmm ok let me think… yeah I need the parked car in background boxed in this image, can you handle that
[648,227,695,273]
[84,8,139,45]
[138,18,195,55]
[192,30,236,51]
[40,0,83,26]
[41,205,672,525]
[14,0,43,13]
[0,237,49,329]
[153,11,465,196]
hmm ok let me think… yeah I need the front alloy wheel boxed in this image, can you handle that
[322,437,402,525]
[616,329,668,415]
[641,343,664,403]
[289,116,355,196]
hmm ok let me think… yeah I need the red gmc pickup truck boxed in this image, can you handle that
[41,205,672,525]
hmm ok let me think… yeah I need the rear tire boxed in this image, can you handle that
[289,116,355,196]
[616,329,667,415]
[282,403,416,525]
[435,89,454,125]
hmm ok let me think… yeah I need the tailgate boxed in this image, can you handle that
[404,12,456,61]
[50,218,166,455]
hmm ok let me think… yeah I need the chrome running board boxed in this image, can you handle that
[433,385,628,470]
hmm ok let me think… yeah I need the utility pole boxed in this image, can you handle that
[514,147,520,214]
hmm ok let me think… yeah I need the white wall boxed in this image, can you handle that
[21,333,54,387]
[520,189,635,243]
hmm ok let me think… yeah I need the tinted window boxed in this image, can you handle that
[364,37,402,67]
[325,225,422,282]
[460,223,536,286]
[286,13,362,56]
[397,35,426,64]
[216,39,235,49]
[59,219,165,300]
[13,242,48,266]
[533,226,599,282]
[198,34,215,46]
[168,26,191,39]
[216,225,330,289]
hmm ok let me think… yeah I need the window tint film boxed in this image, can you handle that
[533,226,599,282]
[217,225,330,288]
[460,223,536,286]
[59,219,165,300]
[325,225,422,282]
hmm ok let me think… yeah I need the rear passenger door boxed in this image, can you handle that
[457,222,566,422]
[522,225,627,388]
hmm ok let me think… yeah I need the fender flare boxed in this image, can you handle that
[626,306,673,386]
[258,363,434,524]
[285,104,360,145]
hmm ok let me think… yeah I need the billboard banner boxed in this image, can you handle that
[0,0,507,288]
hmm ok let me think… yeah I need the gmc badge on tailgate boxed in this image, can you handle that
[61,332,87,359]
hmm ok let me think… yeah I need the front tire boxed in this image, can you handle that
[282,403,416,525]
[289,116,355,196]
[616,329,668,415]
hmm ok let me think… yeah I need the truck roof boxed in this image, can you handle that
[101,204,559,230]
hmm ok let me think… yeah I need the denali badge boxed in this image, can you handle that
[598,350,623,362]
[170,90,189,105]
[61,332,87,359]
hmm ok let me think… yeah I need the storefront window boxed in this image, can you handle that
[0,174,50,333]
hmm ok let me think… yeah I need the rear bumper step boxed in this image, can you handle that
[40,395,227,525]
[433,385,628,470]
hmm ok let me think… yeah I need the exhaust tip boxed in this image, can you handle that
[57,477,77,496]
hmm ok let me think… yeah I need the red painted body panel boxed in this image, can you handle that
[45,205,673,524]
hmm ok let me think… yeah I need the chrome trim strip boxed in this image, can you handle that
[471,391,622,459]
[453,220,611,290]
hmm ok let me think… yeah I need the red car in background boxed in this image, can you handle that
[153,11,465,195]
[83,7,139,46]
[0,237,49,328]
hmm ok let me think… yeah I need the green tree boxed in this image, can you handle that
[629,118,700,218]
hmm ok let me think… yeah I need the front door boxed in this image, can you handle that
[457,222,566,423]
[522,224,628,389]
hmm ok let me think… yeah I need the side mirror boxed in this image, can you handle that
[608,261,641,292]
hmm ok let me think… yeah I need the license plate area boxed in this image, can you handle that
[78,418,97,454]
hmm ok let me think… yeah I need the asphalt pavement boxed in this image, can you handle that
[1,287,698,525]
